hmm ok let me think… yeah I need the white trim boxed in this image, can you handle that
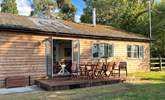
[71,40,74,64]
[51,37,54,79]
[127,45,144,59]
[77,39,80,65]
[92,43,114,59]
[52,37,77,40]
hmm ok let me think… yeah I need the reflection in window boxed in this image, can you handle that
[127,45,144,58]
[92,43,113,58]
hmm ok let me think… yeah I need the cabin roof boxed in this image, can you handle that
[0,13,150,42]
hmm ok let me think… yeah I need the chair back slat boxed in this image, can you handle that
[107,62,115,71]
[119,62,127,69]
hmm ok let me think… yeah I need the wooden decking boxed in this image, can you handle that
[35,77,125,91]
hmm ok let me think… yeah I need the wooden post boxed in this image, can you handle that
[159,56,162,71]
[150,58,152,71]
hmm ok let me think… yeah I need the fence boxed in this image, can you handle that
[150,57,165,71]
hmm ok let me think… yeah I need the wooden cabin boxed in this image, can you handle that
[0,13,150,87]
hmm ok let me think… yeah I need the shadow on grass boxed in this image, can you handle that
[139,74,165,83]
[64,83,165,100]
[1,72,165,100]
[141,77,165,81]
[70,73,165,100]
[110,83,165,100]
[129,72,165,82]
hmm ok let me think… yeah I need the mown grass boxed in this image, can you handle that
[0,72,165,100]
[129,72,165,83]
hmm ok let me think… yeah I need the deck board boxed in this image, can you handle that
[35,78,124,91]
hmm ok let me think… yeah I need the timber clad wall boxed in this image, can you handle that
[0,32,48,87]
[0,31,150,87]
[79,39,150,72]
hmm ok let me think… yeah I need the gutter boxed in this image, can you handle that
[0,27,151,42]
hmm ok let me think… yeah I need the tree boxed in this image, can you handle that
[1,0,18,14]
[150,0,165,57]
[81,0,165,57]
[32,0,57,18]
[58,0,77,20]
[81,0,149,35]
[32,0,76,21]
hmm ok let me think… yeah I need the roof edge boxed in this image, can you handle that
[0,27,151,42]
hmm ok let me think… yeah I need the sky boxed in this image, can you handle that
[72,0,85,22]
[16,0,33,16]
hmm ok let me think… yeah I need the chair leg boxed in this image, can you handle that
[126,68,128,76]
[112,70,113,77]
[119,68,120,77]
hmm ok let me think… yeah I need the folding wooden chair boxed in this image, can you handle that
[119,62,127,77]
[106,62,115,77]
[94,62,104,78]
[112,62,127,77]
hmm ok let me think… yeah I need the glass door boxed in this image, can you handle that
[72,40,80,71]
[45,38,53,78]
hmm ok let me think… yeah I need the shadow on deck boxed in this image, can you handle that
[35,76,125,91]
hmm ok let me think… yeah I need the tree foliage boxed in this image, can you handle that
[32,0,57,17]
[32,0,76,20]
[81,0,165,56]
[151,0,165,57]
[57,0,77,20]
[1,0,18,14]
[81,0,150,35]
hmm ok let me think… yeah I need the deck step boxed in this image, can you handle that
[35,78,125,91]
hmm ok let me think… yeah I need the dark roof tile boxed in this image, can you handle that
[0,13,150,41]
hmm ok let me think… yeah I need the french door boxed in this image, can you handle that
[45,38,80,78]
[45,38,53,78]
[72,40,80,71]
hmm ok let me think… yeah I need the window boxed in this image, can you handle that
[92,44,99,58]
[92,43,113,58]
[139,46,144,58]
[127,45,144,58]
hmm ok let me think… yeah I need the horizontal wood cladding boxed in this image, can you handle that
[0,33,46,40]
[0,32,48,82]
[0,46,45,49]
[0,58,45,62]
[0,50,45,55]
[0,73,46,80]
[0,70,45,74]
[0,47,45,50]
[79,39,150,72]
[0,31,150,87]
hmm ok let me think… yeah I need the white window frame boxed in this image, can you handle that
[92,44,100,58]
[92,43,114,59]
[127,45,144,59]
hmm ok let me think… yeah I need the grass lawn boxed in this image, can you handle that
[0,72,165,100]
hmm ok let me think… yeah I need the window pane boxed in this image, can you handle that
[133,45,139,58]
[139,46,144,58]
[127,45,132,57]
[104,44,109,57]
[99,44,105,57]
[133,51,139,58]
[108,45,113,57]
[127,45,131,52]
[127,52,131,57]
[92,44,99,58]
